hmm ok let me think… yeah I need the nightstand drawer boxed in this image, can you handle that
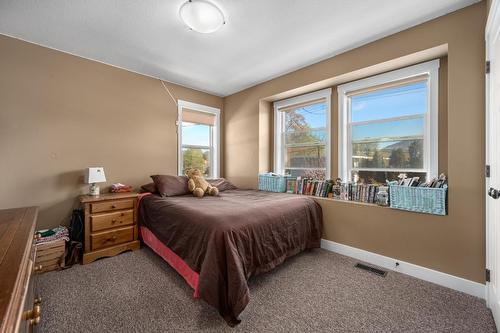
[91,209,134,232]
[90,199,134,213]
[91,226,134,251]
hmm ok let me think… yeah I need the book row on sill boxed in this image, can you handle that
[287,173,448,206]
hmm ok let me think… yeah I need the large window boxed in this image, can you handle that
[274,88,331,179]
[178,100,220,178]
[338,60,439,183]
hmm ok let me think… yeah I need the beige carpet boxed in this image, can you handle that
[37,247,496,332]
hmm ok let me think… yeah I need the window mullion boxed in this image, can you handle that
[350,114,425,127]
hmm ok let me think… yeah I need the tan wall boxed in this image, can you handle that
[223,3,486,282]
[0,35,223,229]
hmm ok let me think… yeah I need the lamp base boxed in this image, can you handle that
[89,183,100,196]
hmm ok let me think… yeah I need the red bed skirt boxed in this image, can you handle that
[140,226,200,298]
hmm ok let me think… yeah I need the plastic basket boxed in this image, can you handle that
[258,173,289,193]
[389,185,447,216]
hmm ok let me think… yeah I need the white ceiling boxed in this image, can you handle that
[0,0,479,96]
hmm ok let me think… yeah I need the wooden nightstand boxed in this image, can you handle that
[79,192,140,264]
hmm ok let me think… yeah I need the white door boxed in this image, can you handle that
[486,0,500,327]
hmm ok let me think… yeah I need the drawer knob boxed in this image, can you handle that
[32,305,41,317]
[111,219,117,223]
[25,305,41,326]
[106,235,117,242]
[29,316,40,326]
[111,205,117,209]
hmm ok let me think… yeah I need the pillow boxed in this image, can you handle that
[208,178,238,192]
[140,182,157,194]
[151,175,189,197]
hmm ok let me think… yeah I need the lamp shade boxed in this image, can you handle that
[85,167,106,184]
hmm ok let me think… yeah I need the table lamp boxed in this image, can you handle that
[85,167,106,196]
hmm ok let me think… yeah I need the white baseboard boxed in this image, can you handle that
[321,239,485,299]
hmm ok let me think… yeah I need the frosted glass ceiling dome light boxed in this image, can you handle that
[179,0,225,34]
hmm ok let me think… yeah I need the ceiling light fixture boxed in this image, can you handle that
[179,0,226,34]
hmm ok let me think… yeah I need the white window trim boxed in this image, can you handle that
[273,88,332,178]
[337,59,440,182]
[177,100,221,178]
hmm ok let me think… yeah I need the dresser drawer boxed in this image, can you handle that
[91,226,134,251]
[91,209,134,232]
[90,199,134,213]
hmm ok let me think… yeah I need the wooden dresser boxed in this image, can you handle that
[0,207,40,333]
[80,193,140,264]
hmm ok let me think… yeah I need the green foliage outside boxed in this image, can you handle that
[183,148,210,176]
[408,140,423,167]
[285,109,326,179]
[286,110,323,143]
[389,148,406,168]
[353,140,423,169]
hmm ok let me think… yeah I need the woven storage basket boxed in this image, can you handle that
[389,185,447,215]
[258,173,289,193]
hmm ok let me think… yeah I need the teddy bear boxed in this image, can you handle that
[185,168,219,198]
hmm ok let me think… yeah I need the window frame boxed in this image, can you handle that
[273,88,332,178]
[177,100,221,178]
[337,59,440,182]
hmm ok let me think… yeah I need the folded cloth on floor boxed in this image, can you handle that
[37,229,56,238]
[35,226,69,244]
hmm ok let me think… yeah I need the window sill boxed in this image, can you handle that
[284,192,388,208]
[308,195,389,208]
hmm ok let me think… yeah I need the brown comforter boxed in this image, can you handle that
[138,189,322,325]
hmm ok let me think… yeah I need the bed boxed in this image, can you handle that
[138,188,322,326]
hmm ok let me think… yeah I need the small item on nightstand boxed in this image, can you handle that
[85,167,106,196]
[110,183,133,193]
